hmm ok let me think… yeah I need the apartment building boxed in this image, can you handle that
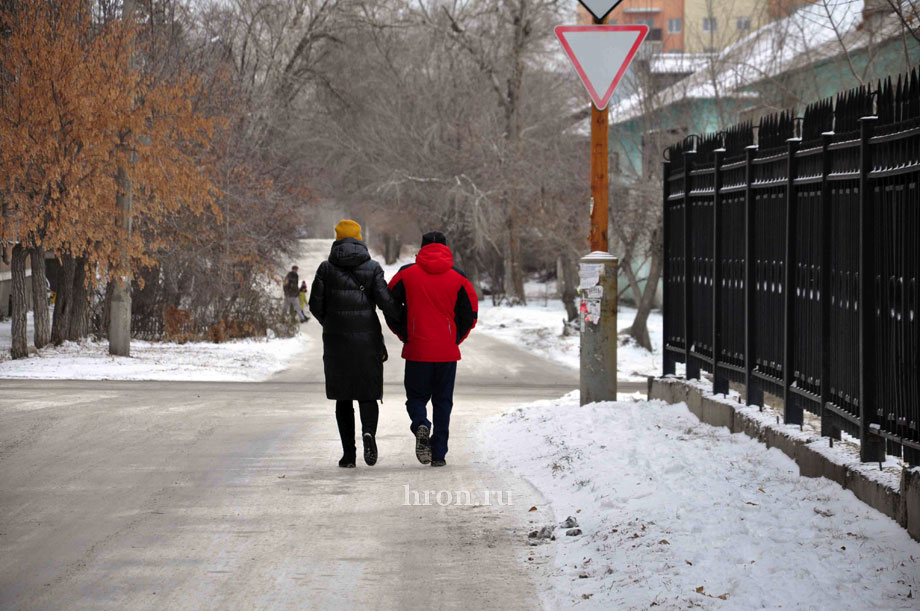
[683,0,772,53]
[609,0,685,54]
[610,0,810,54]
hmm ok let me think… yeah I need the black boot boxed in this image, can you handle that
[363,433,378,466]
[415,425,431,464]
[336,400,357,467]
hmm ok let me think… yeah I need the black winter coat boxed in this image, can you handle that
[308,239,400,401]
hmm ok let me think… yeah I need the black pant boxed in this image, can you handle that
[404,361,457,461]
[335,400,378,459]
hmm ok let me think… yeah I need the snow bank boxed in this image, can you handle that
[480,393,920,609]
[477,302,661,381]
[0,311,309,382]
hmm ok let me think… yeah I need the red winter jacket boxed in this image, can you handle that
[386,243,478,362]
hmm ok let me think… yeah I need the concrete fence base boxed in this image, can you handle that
[648,376,920,542]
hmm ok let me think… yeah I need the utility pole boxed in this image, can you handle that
[109,0,137,357]
[578,6,610,252]
[576,4,617,405]
[559,3,644,404]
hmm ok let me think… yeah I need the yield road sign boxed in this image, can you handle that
[555,25,648,110]
[577,0,626,22]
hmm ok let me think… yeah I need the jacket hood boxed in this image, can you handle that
[329,238,371,268]
[416,243,453,275]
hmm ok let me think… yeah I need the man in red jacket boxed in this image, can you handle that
[387,232,478,467]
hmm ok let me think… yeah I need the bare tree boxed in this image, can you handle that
[885,0,920,43]
[410,0,567,305]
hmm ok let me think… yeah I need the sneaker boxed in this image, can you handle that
[415,425,432,464]
[431,458,446,467]
[363,433,378,466]
[338,456,356,468]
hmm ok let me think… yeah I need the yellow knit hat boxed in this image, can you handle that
[334,219,363,241]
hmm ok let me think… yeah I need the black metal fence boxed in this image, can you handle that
[662,69,920,466]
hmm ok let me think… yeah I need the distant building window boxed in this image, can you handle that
[737,16,751,31]
[703,17,717,32]
[668,18,682,33]
[635,17,654,27]
[610,19,618,25]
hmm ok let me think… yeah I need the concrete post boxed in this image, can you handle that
[579,251,618,405]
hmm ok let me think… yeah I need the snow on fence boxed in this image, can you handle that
[661,68,920,467]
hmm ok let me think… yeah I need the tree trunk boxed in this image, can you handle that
[110,162,133,355]
[612,221,642,307]
[559,252,579,322]
[464,253,484,301]
[163,265,180,309]
[626,232,663,351]
[10,245,28,359]
[490,257,505,306]
[453,248,482,300]
[29,246,51,349]
[51,254,75,345]
[619,255,644,308]
[502,213,526,305]
[100,280,115,337]
[110,0,137,357]
[68,257,89,341]
[383,232,400,265]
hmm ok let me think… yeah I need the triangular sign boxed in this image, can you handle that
[555,25,648,110]
[577,0,626,22]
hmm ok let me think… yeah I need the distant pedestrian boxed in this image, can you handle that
[309,220,401,468]
[283,265,308,323]
[298,281,310,321]
[385,231,478,467]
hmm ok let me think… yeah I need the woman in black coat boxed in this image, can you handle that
[308,220,401,468]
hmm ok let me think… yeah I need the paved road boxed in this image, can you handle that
[0,240,645,609]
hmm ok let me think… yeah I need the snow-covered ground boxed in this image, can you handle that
[0,239,331,382]
[0,311,309,381]
[480,393,920,610]
[477,303,661,381]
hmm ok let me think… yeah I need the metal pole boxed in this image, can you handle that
[662,156,675,376]
[684,148,699,379]
[783,130,802,425]
[819,131,839,440]
[744,144,763,407]
[858,115,885,462]
[712,146,728,395]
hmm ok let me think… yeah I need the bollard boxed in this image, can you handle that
[579,251,618,405]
